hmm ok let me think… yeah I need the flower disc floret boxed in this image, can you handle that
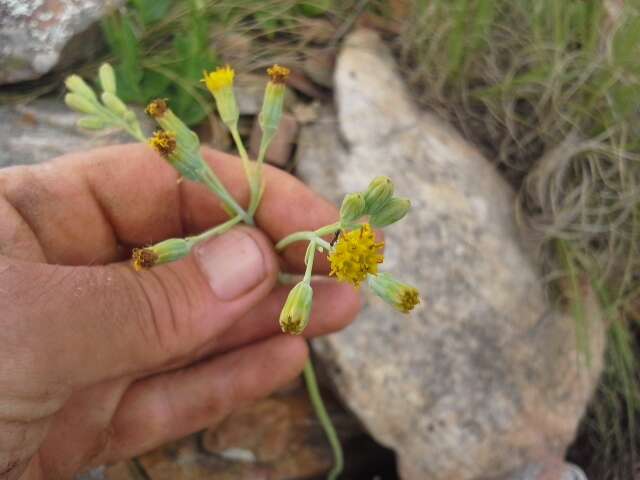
[267,64,290,84]
[328,223,384,287]
[202,65,235,93]
[148,130,177,157]
[132,248,158,271]
[145,98,168,118]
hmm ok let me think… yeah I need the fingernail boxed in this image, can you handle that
[194,229,266,301]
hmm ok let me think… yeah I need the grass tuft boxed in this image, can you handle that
[398,0,640,477]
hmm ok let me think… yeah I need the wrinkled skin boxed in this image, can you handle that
[0,145,360,479]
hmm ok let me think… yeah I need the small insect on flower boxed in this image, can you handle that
[148,130,177,158]
[132,248,159,271]
[202,65,235,93]
[145,98,168,118]
[328,223,384,288]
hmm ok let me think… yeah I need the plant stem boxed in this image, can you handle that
[185,215,243,247]
[276,222,341,251]
[230,127,262,217]
[303,357,344,480]
[199,167,254,226]
[303,241,317,283]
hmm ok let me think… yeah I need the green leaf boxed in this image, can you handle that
[131,0,172,25]
[140,70,171,101]
[296,0,332,17]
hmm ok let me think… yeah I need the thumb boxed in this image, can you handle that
[2,227,280,388]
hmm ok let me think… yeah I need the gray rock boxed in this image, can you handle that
[0,99,151,167]
[296,29,606,480]
[0,0,123,84]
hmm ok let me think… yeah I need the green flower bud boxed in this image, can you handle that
[369,197,410,228]
[132,238,190,271]
[279,282,313,335]
[65,74,97,100]
[98,63,117,94]
[101,92,128,116]
[368,272,420,313]
[364,176,394,215]
[258,65,290,155]
[340,193,366,223]
[65,93,97,114]
[77,116,106,130]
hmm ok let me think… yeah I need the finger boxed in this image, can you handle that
[210,280,361,355]
[106,335,308,461]
[0,144,338,271]
[0,227,280,388]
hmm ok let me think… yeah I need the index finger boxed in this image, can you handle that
[0,143,338,270]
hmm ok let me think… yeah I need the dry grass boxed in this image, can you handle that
[396,0,640,478]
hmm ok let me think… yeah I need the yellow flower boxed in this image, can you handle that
[148,130,177,158]
[202,65,235,93]
[202,66,239,128]
[266,64,290,84]
[368,273,420,313]
[328,223,384,287]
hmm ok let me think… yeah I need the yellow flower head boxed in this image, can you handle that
[148,130,177,158]
[267,64,290,84]
[202,65,235,93]
[145,98,168,118]
[132,248,158,271]
[328,223,384,288]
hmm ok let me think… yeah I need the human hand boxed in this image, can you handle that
[0,144,361,479]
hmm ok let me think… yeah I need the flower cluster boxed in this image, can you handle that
[64,62,420,480]
[276,175,420,336]
[328,224,384,287]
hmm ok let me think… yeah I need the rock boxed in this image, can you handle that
[295,29,606,480]
[249,113,299,168]
[303,48,336,88]
[0,99,152,167]
[0,0,123,84]
[133,382,389,480]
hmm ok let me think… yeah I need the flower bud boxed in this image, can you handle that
[202,65,239,128]
[279,281,313,335]
[369,197,410,228]
[65,74,97,100]
[101,91,128,116]
[368,272,420,313]
[98,63,117,94]
[65,93,96,114]
[364,176,394,215]
[340,192,366,223]
[132,238,190,271]
[77,116,106,130]
[258,65,290,153]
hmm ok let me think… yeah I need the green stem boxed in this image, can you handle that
[199,167,254,226]
[303,357,344,480]
[303,241,317,283]
[276,222,341,251]
[185,215,243,247]
[230,126,262,218]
